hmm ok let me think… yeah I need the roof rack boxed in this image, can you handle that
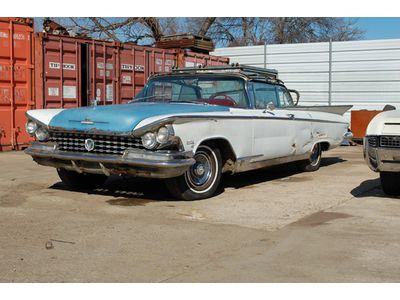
[171,64,279,80]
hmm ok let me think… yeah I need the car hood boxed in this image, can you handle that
[366,109,400,135]
[35,102,229,134]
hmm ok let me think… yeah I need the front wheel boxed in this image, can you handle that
[57,168,108,190]
[380,171,400,196]
[166,144,222,200]
[298,143,322,172]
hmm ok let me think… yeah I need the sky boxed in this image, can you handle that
[356,17,400,40]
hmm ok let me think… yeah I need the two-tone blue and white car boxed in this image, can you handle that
[25,65,351,200]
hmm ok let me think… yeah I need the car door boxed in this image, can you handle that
[249,81,297,160]
[276,85,313,155]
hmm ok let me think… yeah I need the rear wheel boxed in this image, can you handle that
[298,143,322,172]
[166,144,222,200]
[380,171,400,196]
[57,168,107,190]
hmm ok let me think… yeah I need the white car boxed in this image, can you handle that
[364,108,400,195]
[25,65,351,200]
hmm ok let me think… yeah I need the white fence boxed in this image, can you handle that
[212,39,400,115]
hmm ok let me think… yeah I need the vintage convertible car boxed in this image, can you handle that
[364,108,400,195]
[25,65,351,200]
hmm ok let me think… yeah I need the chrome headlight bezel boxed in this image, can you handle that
[140,125,176,150]
[35,127,50,142]
[156,126,173,144]
[141,132,158,149]
[25,121,38,136]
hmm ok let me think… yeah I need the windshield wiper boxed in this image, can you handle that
[129,94,172,103]
[172,100,208,105]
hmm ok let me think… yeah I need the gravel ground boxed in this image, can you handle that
[2,145,399,282]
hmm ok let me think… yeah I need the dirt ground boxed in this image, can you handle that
[1,145,399,282]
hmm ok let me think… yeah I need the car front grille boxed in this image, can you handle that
[367,136,378,147]
[380,136,400,148]
[50,132,144,155]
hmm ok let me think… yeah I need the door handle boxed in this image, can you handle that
[286,113,295,119]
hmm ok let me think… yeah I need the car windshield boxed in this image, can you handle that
[133,75,249,108]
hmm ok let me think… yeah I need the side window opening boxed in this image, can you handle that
[253,81,279,109]
[133,76,249,108]
[179,85,199,100]
[277,86,294,107]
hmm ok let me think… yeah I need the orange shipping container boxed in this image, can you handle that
[0,18,34,151]
[351,110,383,140]
[34,33,227,108]
[178,50,229,68]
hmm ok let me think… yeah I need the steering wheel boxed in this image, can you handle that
[207,92,237,107]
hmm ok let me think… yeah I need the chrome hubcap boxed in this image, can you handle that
[310,144,321,166]
[187,151,213,188]
[194,164,205,176]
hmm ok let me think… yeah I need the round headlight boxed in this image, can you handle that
[156,126,170,144]
[35,127,49,141]
[26,121,38,135]
[141,132,157,149]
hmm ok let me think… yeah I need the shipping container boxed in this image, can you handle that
[34,34,227,107]
[178,50,229,68]
[351,110,382,140]
[0,18,34,151]
[34,33,84,108]
[116,43,177,104]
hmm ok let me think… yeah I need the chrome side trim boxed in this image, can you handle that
[232,153,310,173]
[133,114,348,136]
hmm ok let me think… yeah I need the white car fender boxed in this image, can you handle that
[26,109,65,126]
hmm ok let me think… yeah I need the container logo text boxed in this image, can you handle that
[49,62,76,70]
[121,64,134,71]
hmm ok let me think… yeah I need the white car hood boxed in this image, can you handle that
[366,110,400,135]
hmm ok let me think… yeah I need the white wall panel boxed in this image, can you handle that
[212,38,400,111]
[332,71,400,81]
[279,72,330,82]
[332,60,400,72]
[264,42,328,54]
[332,49,400,61]
[332,39,400,51]
[332,82,400,92]
[267,62,329,73]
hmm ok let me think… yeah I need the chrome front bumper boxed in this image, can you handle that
[363,137,400,172]
[25,142,195,179]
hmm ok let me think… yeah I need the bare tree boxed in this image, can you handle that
[266,17,364,44]
[141,17,163,41]
[36,17,364,47]
[198,17,216,37]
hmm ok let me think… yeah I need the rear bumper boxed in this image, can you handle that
[363,137,400,172]
[25,142,195,179]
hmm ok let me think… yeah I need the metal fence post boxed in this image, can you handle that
[264,41,267,69]
[328,39,332,106]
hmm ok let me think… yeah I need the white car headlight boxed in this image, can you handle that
[26,121,38,135]
[156,126,171,144]
[35,127,50,141]
[141,132,157,149]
